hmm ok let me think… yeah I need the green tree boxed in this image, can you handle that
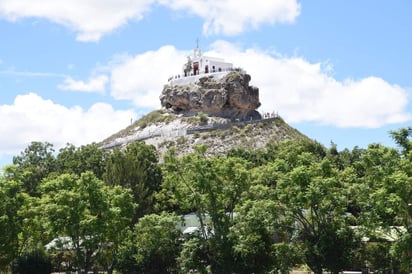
[97,185,137,274]
[276,154,359,274]
[0,165,46,271]
[265,139,327,166]
[390,126,412,155]
[365,162,412,271]
[40,171,135,273]
[56,143,107,179]
[227,147,269,167]
[0,172,26,270]
[12,141,56,196]
[117,213,182,274]
[273,242,302,274]
[161,145,251,273]
[356,242,392,273]
[104,141,162,224]
[177,236,210,274]
[229,185,288,274]
[337,142,412,272]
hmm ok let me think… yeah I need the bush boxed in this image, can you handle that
[197,112,209,125]
[176,136,187,145]
[135,110,174,129]
[241,124,254,134]
[14,249,52,274]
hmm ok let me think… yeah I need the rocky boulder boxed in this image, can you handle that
[160,71,261,121]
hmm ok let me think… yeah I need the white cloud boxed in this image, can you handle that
[0,0,156,42]
[58,75,109,94]
[161,0,301,35]
[207,41,412,128]
[0,0,301,41]
[0,93,136,156]
[110,46,188,108]
[107,41,411,128]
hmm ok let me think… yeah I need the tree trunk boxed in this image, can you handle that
[82,250,93,274]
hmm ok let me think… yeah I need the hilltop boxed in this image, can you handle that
[100,65,310,157]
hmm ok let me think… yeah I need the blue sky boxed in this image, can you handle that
[1,0,411,167]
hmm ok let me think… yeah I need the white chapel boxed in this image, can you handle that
[182,46,233,77]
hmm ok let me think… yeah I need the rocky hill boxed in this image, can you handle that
[99,110,309,159]
[100,71,310,158]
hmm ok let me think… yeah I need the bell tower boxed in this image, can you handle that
[193,38,201,58]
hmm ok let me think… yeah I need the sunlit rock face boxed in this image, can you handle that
[160,71,261,121]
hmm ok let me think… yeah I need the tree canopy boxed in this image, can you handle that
[2,128,412,273]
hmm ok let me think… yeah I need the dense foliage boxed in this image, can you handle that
[1,127,412,273]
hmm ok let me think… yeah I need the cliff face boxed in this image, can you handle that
[160,71,262,121]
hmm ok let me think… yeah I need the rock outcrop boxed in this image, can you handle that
[160,71,262,121]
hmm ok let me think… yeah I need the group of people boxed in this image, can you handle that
[262,111,277,119]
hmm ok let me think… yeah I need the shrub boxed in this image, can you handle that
[135,110,174,129]
[197,112,209,125]
[176,136,187,145]
[241,124,254,134]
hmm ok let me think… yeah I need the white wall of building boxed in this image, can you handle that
[182,47,233,76]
